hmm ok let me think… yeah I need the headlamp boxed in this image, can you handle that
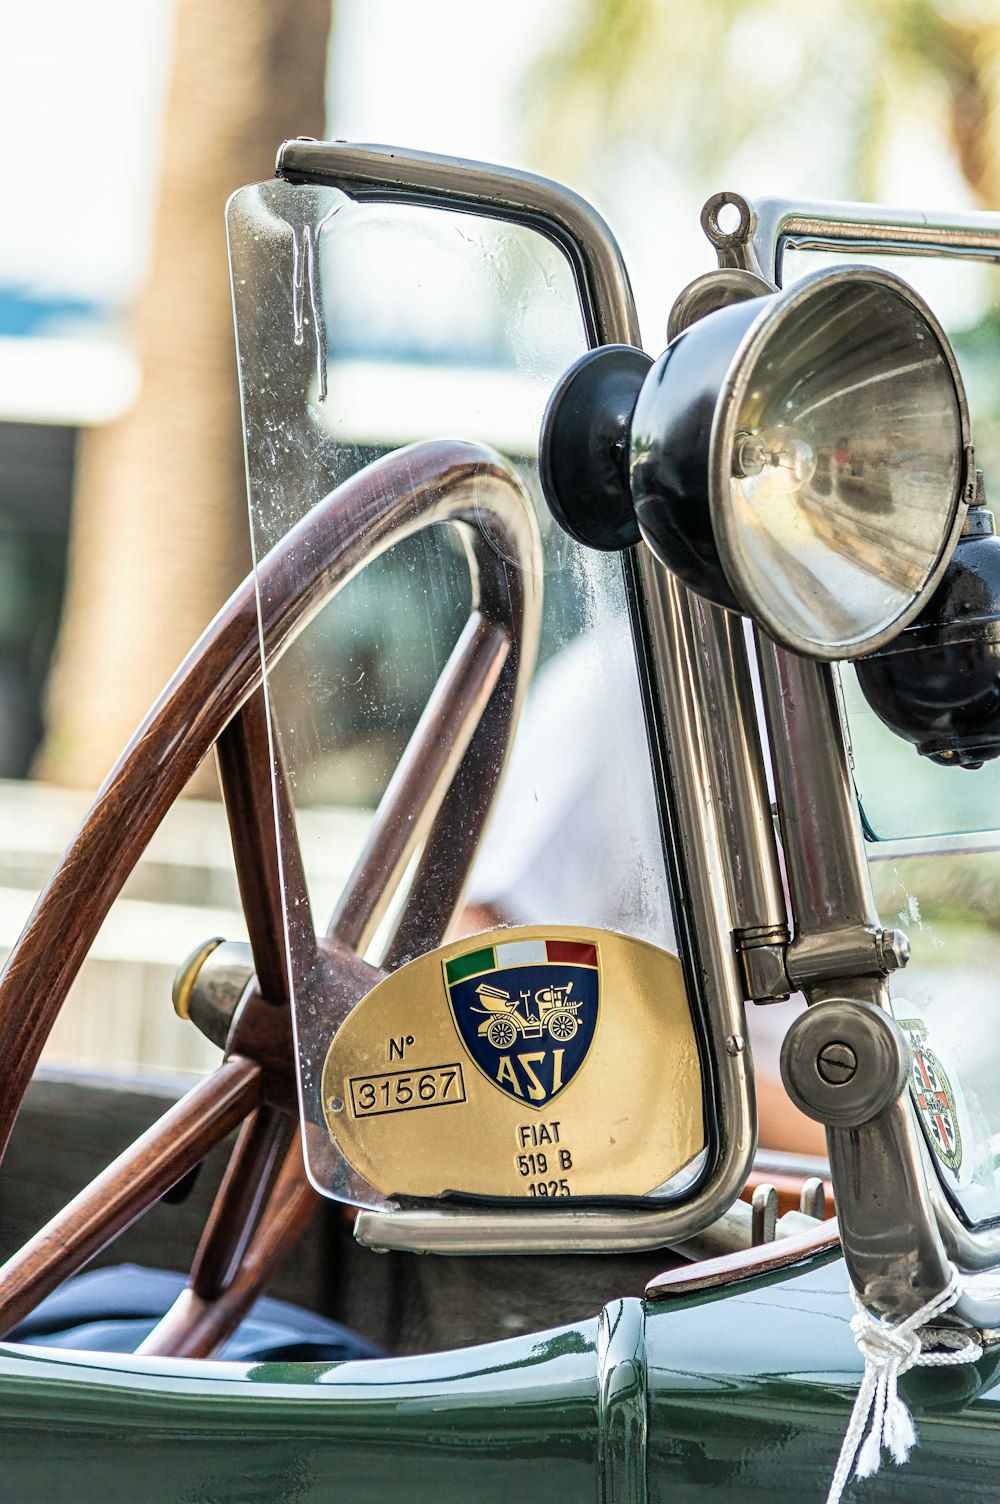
[541,264,971,662]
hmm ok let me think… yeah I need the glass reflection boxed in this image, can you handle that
[727,277,963,655]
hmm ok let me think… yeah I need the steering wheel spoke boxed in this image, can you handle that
[217,691,317,1003]
[188,1102,300,1301]
[135,1131,316,1360]
[329,613,512,956]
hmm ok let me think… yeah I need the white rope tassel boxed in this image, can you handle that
[826,1267,984,1504]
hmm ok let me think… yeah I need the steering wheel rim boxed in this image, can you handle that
[0,438,541,1356]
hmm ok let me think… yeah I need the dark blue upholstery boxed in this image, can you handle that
[7,1265,383,1362]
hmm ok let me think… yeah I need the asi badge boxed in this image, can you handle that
[444,937,599,1108]
[319,925,705,1201]
[899,1017,963,1175]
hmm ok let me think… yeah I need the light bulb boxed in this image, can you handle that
[735,425,818,497]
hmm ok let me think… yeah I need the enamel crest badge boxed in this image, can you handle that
[899,1018,963,1174]
[444,937,600,1107]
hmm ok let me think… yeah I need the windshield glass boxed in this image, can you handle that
[227,177,691,1210]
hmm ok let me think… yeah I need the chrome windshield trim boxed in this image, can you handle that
[703,192,1000,277]
[275,139,639,350]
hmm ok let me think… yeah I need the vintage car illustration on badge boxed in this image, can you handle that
[444,938,600,1106]
[473,978,582,1048]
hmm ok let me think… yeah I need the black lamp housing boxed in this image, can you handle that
[854,504,1000,768]
[539,345,651,553]
[539,264,972,663]
[629,296,764,612]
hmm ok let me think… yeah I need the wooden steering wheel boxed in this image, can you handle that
[0,439,541,1358]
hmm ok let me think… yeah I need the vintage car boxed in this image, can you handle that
[0,140,997,1502]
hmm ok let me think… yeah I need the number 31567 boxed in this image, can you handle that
[349,1063,466,1117]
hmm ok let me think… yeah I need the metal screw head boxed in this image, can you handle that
[816,1041,858,1085]
[782,999,910,1127]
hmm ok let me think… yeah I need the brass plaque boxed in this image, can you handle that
[321,926,705,1200]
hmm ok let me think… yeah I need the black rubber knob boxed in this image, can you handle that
[539,345,652,551]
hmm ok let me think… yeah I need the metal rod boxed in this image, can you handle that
[688,600,789,998]
[638,571,758,1185]
[754,641,879,938]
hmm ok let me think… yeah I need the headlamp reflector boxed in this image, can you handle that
[711,267,968,657]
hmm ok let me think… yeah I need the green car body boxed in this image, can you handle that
[1,1244,996,1502]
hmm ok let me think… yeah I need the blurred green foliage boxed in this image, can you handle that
[528,0,1000,206]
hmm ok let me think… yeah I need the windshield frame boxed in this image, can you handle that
[252,139,761,1253]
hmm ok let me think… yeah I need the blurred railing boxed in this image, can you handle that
[0,781,369,1079]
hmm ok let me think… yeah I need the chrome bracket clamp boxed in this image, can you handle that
[733,919,908,1007]
[734,923,791,1003]
[785,925,910,990]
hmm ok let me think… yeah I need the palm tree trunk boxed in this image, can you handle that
[39,0,332,790]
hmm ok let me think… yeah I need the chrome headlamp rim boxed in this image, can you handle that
[708,260,973,661]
